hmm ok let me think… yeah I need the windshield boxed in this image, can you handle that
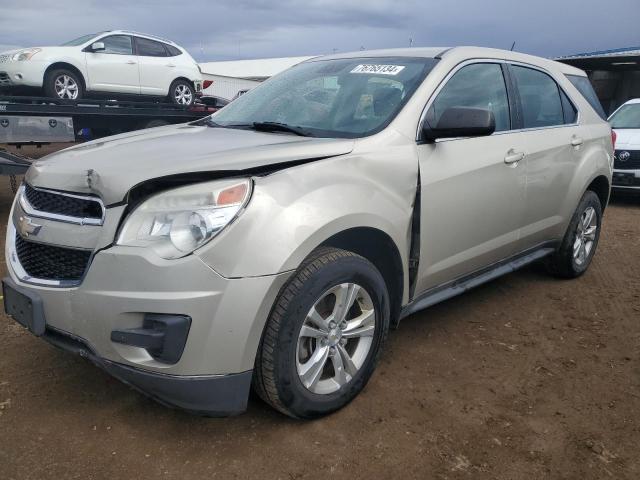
[60,33,100,47]
[609,103,640,129]
[210,57,438,138]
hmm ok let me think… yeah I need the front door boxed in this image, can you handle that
[415,62,527,293]
[85,35,140,94]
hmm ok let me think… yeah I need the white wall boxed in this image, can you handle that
[201,74,261,100]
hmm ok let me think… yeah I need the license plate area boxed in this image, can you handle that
[613,172,637,186]
[2,278,45,336]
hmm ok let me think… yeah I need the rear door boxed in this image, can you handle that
[415,61,528,293]
[85,35,140,94]
[134,37,174,95]
[508,64,584,248]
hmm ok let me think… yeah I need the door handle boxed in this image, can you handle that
[504,150,525,165]
[166,64,176,67]
[126,60,137,65]
[571,136,584,147]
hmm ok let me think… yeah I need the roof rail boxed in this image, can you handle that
[117,31,175,44]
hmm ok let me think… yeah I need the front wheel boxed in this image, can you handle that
[44,69,84,100]
[168,79,194,106]
[546,190,603,278]
[253,247,390,419]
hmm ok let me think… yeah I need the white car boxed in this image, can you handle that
[0,31,203,105]
[609,99,640,192]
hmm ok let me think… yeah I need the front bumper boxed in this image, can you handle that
[41,320,252,415]
[0,59,47,88]
[5,190,291,415]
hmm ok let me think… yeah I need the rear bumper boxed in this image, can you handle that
[42,324,252,416]
[612,168,640,191]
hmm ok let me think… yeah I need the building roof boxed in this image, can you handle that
[556,46,640,72]
[557,46,640,60]
[199,56,316,79]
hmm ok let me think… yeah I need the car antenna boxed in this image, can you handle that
[510,41,516,51]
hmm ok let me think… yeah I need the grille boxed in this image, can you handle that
[614,150,640,170]
[0,72,10,86]
[0,54,8,64]
[24,184,103,221]
[15,234,92,281]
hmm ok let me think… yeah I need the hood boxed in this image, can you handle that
[613,128,640,149]
[26,124,355,204]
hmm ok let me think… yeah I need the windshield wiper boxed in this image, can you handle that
[252,122,312,137]
[202,118,312,136]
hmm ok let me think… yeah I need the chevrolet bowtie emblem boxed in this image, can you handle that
[18,216,42,238]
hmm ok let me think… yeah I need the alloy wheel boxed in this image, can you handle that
[573,206,597,266]
[174,84,193,105]
[54,74,79,99]
[296,283,376,395]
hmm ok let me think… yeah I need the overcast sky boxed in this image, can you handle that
[1,0,639,61]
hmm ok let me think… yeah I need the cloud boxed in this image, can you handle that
[0,0,638,61]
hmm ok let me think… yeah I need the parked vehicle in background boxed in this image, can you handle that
[0,31,202,105]
[609,99,640,193]
[3,47,613,419]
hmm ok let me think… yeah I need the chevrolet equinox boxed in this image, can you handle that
[3,47,614,418]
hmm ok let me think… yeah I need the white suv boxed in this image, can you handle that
[609,99,640,192]
[0,31,203,105]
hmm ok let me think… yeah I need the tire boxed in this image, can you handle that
[546,190,602,278]
[44,68,84,100]
[253,247,390,419]
[168,79,194,106]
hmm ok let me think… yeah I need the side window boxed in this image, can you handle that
[429,63,510,132]
[166,45,182,57]
[560,90,578,124]
[511,66,564,128]
[566,74,606,120]
[136,37,168,57]
[99,35,133,55]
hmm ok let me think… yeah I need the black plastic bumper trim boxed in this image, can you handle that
[40,326,252,416]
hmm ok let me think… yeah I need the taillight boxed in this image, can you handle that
[203,80,213,90]
[611,129,617,149]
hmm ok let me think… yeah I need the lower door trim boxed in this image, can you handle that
[400,241,558,320]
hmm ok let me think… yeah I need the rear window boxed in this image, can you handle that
[566,74,607,120]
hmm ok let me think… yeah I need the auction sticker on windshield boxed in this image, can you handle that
[350,64,406,75]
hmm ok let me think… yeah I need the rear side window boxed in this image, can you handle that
[429,63,511,132]
[566,74,607,120]
[560,90,578,124]
[100,35,133,55]
[166,45,182,56]
[511,66,564,128]
[136,37,168,57]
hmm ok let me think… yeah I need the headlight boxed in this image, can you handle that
[117,179,251,259]
[11,48,41,61]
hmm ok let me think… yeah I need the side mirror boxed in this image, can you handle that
[421,107,496,142]
[90,42,105,52]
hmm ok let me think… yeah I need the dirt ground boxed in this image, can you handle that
[0,147,639,479]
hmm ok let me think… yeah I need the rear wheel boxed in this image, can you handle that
[253,247,390,419]
[546,190,602,278]
[44,68,84,100]
[169,79,194,106]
